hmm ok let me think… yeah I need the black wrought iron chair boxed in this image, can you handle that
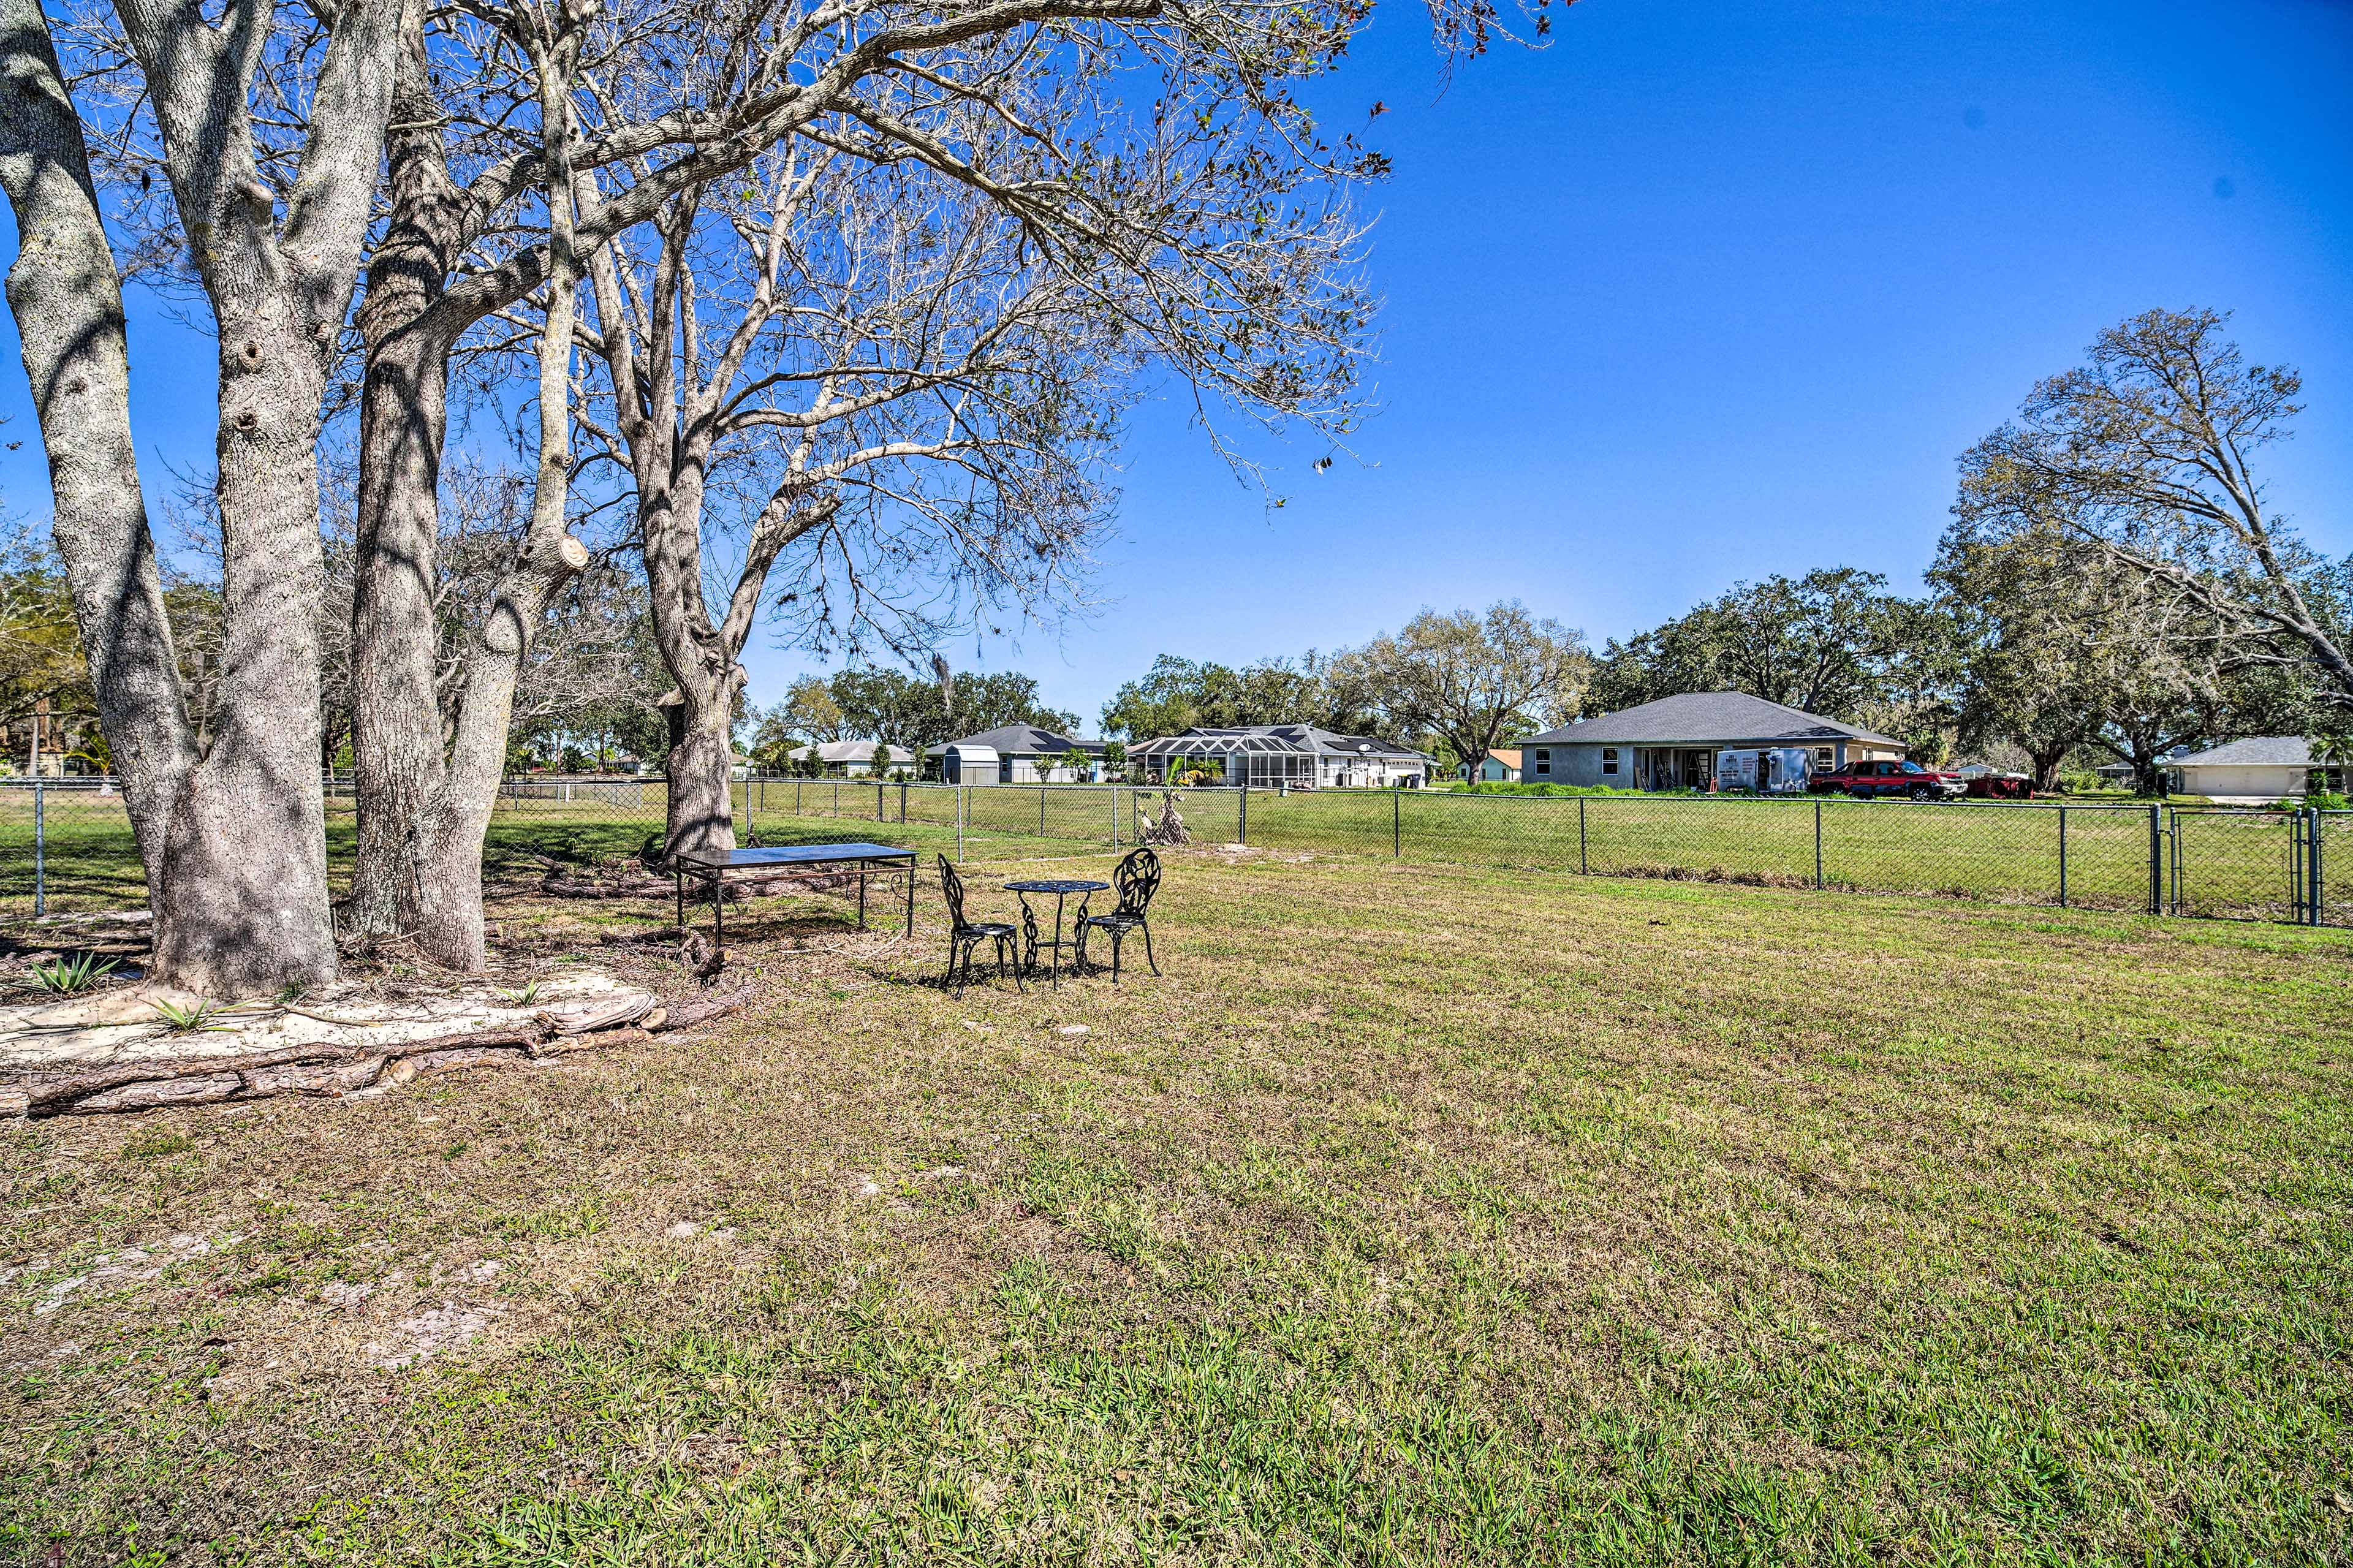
[1077,847,1162,983]
[938,858,1021,997]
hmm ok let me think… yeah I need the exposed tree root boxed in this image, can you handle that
[1,978,752,1121]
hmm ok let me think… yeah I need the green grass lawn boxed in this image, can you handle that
[3,852,2349,1564]
[6,785,2336,927]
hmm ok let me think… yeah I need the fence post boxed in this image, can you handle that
[1040,784,1047,837]
[1392,789,1401,857]
[1238,784,1248,846]
[2170,806,2183,912]
[900,781,909,823]
[1814,799,1823,889]
[2147,803,2164,916]
[1578,797,1588,876]
[2058,805,2068,909]
[744,775,756,844]
[2318,808,2329,926]
[957,784,966,863]
[1111,785,1120,849]
[2308,806,2324,926]
[32,778,46,919]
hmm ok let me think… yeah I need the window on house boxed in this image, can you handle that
[1599,748,1617,775]
[1815,748,1833,770]
[1533,748,1552,775]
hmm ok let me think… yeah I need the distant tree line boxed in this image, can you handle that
[1082,312,2347,795]
[1097,604,1593,779]
[743,667,1082,775]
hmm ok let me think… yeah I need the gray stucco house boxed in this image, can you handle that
[2168,737,2343,803]
[786,740,916,777]
[1519,692,1906,790]
[923,724,1106,783]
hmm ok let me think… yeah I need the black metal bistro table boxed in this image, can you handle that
[675,843,918,951]
[1003,878,1110,989]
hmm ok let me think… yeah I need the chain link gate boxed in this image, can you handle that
[2166,805,2330,925]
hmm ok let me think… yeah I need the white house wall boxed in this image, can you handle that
[2177,763,2306,803]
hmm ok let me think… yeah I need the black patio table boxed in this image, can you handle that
[1003,877,1112,989]
[674,843,917,950]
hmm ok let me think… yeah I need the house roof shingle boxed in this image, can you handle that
[1521,692,1901,749]
[921,724,1104,758]
[2173,737,2314,768]
[790,740,914,765]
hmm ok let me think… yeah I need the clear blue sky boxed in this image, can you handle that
[3,0,2348,734]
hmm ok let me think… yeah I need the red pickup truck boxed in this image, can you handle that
[1808,759,1967,801]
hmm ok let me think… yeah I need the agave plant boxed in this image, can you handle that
[31,952,118,995]
[150,998,230,1034]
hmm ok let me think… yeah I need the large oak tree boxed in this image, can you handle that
[1963,308,2352,726]
[1,0,402,993]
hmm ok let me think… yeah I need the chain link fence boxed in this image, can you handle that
[2,776,2341,929]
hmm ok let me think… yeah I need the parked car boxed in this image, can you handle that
[1963,771,2033,800]
[1808,759,1966,800]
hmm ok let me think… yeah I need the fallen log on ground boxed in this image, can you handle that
[655,974,754,1030]
[1,981,752,1121]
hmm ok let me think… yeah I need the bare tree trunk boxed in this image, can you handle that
[638,475,829,866]
[135,0,400,994]
[664,694,740,863]
[411,36,589,955]
[2115,730,2167,797]
[346,13,468,946]
[1,0,345,996]
[2025,739,2073,795]
[644,469,743,865]
[349,325,458,939]
[0,0,194,871]
[345,15,583,968]
[154,349,341,991]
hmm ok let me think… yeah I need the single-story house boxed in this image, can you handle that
[924,724,1106,784]
[1130,725,1432,789]
[2167,737,2344,804]
[1461,748,1522,783]
[1518,692,1906,791]
[787,740,915,777]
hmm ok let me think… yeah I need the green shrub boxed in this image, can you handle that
[31,952,119,994]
